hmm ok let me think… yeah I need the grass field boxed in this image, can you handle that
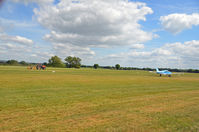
[0,66,199,131]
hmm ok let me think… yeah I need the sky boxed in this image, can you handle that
[0,0,199,68]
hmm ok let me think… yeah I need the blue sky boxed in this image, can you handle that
[0,0,199,68]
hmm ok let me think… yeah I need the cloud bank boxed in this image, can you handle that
[103,40,199,68]
[33,0,155,58]
[160,13,199,34]
[0,33,34,45]
[11,0,53,6]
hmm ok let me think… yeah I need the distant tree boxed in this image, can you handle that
[48,56,65,67]
[65,56,81,68]
[187,69,194,73]
[65,56,73,68]
[115,64,120,70]
[7,60,18,65]
[43,62,48,66]
[93,64,99,69]
[19,61,28,65]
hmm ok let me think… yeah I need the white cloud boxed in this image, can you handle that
[0,42,32,61]
[11,0,53,6]
[31,51,54,60]
[0,33,34,45]
[33,0,156,58]
[160,13,199,34]
[130,44,145,49]
[100,40,199,69]
[0,18,15,32]
[0,33,47,62]
[0,41,52,62]
[53,43,95,59]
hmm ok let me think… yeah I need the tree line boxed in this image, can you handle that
[0,60,29,66]
[1,55,199,73]
[82,65,199,73]
[48,56,82,68]
[0,56,82,68]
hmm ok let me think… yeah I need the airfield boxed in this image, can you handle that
[0,66,199,131]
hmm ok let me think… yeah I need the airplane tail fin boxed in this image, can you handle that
[156,68,159,72]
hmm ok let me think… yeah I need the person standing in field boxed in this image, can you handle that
[41,65,46,70]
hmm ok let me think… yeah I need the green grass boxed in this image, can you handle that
[0,66,199,131]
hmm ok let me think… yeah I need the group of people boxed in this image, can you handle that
[27,64,46,70]
[36,64,46,70]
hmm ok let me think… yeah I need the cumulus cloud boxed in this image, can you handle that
[0,33,42,61]
[0,33,33,45]
[53,43,95,58]
[0,42,52,62]
[33,0,156,58]
[30,51,54,60]
[130,44,145,49]
[11,0,53,6]
[101,40,199,68]
[0,43,32,61]
[160,13,199,34]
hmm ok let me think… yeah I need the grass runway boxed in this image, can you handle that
[0,66,199,131]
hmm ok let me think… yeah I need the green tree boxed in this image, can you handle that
[65,56,73,68]
[48,56,65,67]
[65,56,81,68]
[43,62,48,66]
[115,64,120,70]
[7,60,18,65]
[93,64,99,69]
[19,61,28,65]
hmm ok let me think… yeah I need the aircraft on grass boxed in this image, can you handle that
[149,68,172,77]
[149,68,184,77]
[155,68,172,77]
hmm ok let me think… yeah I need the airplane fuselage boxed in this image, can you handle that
[156,68,172,77]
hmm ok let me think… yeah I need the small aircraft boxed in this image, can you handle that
[156,68,172,77]
[149,68,184,77]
